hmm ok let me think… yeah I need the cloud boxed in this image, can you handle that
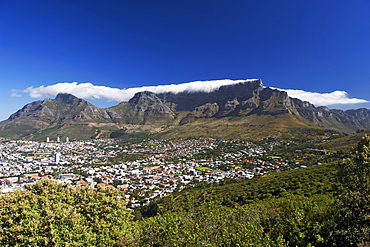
[22,82,126,101]
[19,79,257,102]
[10,92,22,97]
[277,88,369,106]
[15,80,368,107]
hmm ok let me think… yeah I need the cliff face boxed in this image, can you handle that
[344,108,370,129]
[156,80,263,113]
[1,80,370,140]
[128,91,176,122]
[154,80,370,131]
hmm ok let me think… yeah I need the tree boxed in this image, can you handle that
[0,180,139,246]
[331,136,370,246]
[260,194,332,247]
[140,203,284,247]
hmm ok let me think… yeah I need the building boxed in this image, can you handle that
[54,152,61,164]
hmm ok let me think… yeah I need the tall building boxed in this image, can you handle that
[57,137,60,142]
[46,137,50,142]
[54,152,61,164]
[66,137,69,142]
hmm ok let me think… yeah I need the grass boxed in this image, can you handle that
[155,113,344,141]
[196,167,224,173]
[318,130,370,152]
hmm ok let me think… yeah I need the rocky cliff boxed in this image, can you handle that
[1,80,370,140]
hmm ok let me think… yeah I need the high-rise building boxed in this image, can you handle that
[57,137,60,142]
[54,152,61,164]
[46,137,50,142]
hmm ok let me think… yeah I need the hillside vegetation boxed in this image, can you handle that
[0,137,369,246]
[137,137,369,246]
[318,129,370,153]
[139,162,337,217]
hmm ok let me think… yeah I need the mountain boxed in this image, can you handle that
[1,80,370,140]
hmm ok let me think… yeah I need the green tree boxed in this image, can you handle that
[140,203,286,247]
[331,136,370,246]
[260,194,332,247]
[0,180,139,246]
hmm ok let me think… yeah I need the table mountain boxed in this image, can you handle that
[1,80,369,140]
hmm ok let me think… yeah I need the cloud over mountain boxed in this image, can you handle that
[15,80,368,107]
[19,80,253,102]
[279,88,368,106]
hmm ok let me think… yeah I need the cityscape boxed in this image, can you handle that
[0,136,329,208]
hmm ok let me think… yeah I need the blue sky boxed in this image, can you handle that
[1,0,370,121]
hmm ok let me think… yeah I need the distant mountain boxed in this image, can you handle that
[1,80,370,140]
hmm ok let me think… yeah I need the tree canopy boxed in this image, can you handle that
[0,180,139,246]
[330,136,370,246]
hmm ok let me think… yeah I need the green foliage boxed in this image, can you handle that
[0,180,139,246]
[138,163,337,246]
[328,136,370,246]
[140,163,336,217]
[140,203,285,247]
[260,194,332,247]
[0,124,39,139]
[113,131,150,142]
[139,193,334,247]
[319,129,370,153]
[110,129,127,138]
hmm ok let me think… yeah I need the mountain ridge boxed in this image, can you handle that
[1,80,369,140]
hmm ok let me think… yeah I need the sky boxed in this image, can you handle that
[1,0,370,121]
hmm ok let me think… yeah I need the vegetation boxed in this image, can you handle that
[155,114,346,141]
[327,136,370,246]
[0,180,139,246]
[112,131,150,143]
[0,136,369,246]
[319,129,370,153]
[138,137,369,246]
[140,162,337,217]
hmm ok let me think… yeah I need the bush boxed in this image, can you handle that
[0,180,139,246]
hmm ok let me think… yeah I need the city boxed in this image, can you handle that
[0,137,329,208]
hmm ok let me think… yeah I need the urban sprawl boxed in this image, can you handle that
[0,137,328,208]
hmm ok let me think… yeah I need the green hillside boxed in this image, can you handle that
[139,162,337,217]
[151,113,344,141]
[137,141,369,246]
[0,137,369,246]
[318,129,370,153]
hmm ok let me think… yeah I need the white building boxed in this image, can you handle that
[54,152,61,164]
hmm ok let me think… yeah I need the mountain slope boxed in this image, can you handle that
[1,80,370,140]
[0,94,114,140]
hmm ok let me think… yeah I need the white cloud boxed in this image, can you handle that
[15,80,368,107]
[19,79,257,102]
[10,92,22,97]
[277,88,368,106]
[22,82,126,101]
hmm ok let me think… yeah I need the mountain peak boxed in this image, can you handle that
[2,82,370,140]
[55,93,81,104]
